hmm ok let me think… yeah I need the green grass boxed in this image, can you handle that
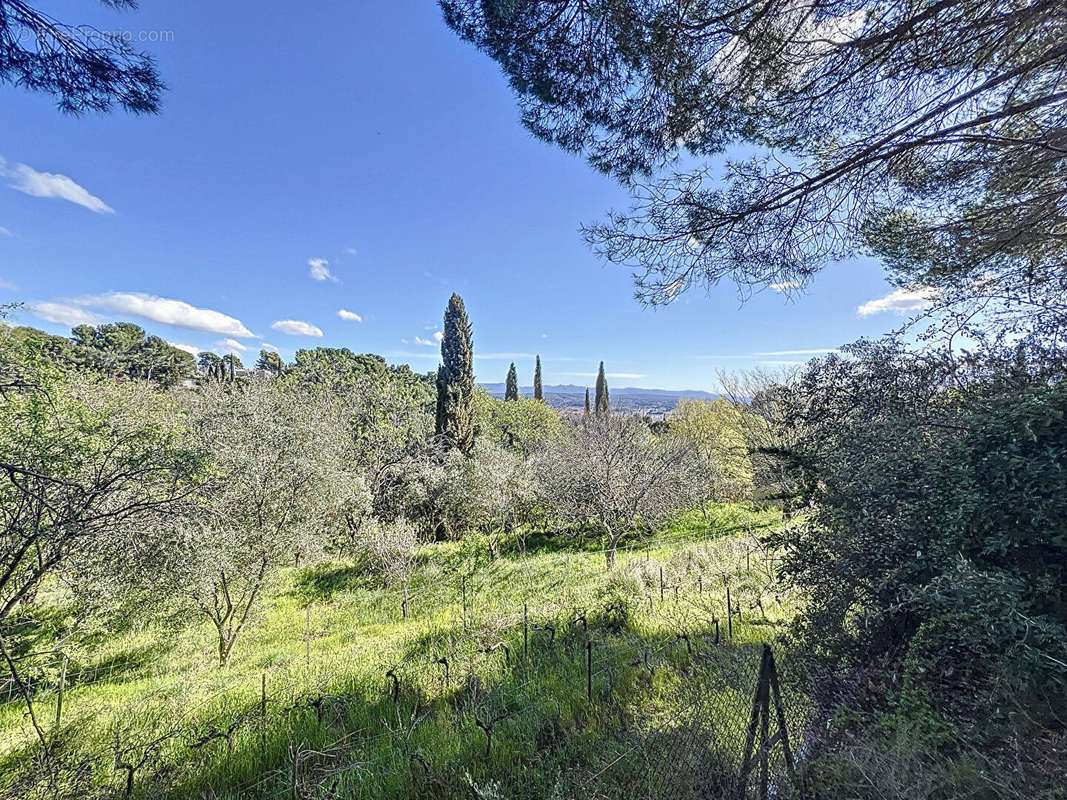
[0,504,794,799]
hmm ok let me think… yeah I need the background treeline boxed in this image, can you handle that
[0,298,752,677]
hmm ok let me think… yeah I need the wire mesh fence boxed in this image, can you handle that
[1,528,846,800]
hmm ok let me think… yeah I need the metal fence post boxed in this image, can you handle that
[586,641,592,701]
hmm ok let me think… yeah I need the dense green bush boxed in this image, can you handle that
[757,338,1067,726]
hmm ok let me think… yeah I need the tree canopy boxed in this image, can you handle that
[0,0,164,113]
[435,294,476,455]
[441,0,1067,328]
[505,362,519,401]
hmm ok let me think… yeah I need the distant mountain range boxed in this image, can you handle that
[480,383,718,413]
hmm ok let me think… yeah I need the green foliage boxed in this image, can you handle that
[255,349,284,376]
[504,362,519,401]
[0,506,787,800]
[0,330,205,623]
[472,389,563,456]
[283,348,431,400]
[594,361,609,417]
[668,398,754,494]
[435,294,476,455]
[533,355,543,401]
[6,322,195,386]
[197,351,225,381]
[758,338,1067,721]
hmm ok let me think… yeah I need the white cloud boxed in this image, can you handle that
[414,336,436,346]
[343,247,358,256]
[217,338,248,352]
[857,286,937,317]
[541,333,549,339]
[0,277,15,290]
[79,292,254,337]
[338,309,362,322]
[308,258,338,282]
[433,331,443,342]
[32,301,101,327]
[1,157,113,213]
[0,226,11,237]
[271,319,323,337]
[259,342,280,352]
[769,281,801,293]
[168,342,201,356]
[400,338,409,344]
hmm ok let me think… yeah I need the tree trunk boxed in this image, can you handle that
[604,527,618,570]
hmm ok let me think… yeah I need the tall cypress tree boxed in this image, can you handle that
[533,355,543,401]
[595,361,609,417]
[505,362,519,401]
[435,293,476,454]
[584,387,591,416]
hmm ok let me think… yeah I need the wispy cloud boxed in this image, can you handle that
[260,342,280,352]
[308,258,338,282]
[857,286,937,316]
[769,281,801,293]
[271,319,323,337]
[168,342,201,356]
[693,348,837,360]
[217,338,248,352]
[77,292,254,337]
[0,277,15,290]
[414,335,436,346]
[561,371,647,380]
[476,352,537,361]
[343,247,358,256]
[387,350,584,363]
[32,301,101,327]
[338,309,362,322]
[0,226,11,237]
[1,157,113,213]
[754,349,838,356]
[433,331,443,342]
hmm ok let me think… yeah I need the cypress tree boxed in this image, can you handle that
[435,293,476,454]
[505,362,519,401]
[533,355,543,401]
[595,361,609,417]
[584,387,591,416]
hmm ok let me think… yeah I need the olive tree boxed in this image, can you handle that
[160,382,360,667]
[0,341,203,744]
[0,351,202,621]
[537,416,699,568]
[415,440,538,555]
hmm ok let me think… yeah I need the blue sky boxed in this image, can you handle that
[0,1,928,391]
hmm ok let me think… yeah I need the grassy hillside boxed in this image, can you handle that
[1,504,793,799]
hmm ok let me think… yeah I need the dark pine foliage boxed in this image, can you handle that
[441,0,1067,329]
[505,362,519,401]
[435,293,476,454]
[0,0,164,113]
[594,361,609,417]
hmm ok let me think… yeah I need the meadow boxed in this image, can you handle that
[0,504,793,799]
